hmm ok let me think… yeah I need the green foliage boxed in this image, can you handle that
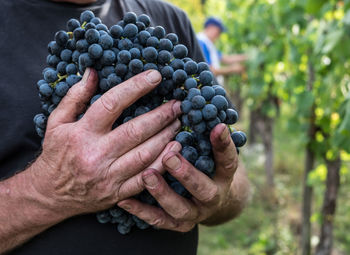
[222,0,350,157]
[167,0,350,253]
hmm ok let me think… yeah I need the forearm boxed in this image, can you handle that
[221,54,247,65]
[210,66,233,76]
[210,65,243,76]
[0,163,66,254]
[201,162,250,226]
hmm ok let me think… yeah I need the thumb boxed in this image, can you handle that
[47,68,98,129]
[210,124,238,182]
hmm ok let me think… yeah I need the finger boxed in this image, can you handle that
[111,120,180,198]
[162,152,220,205]
[116,141,181,200]
[106,100,181,155]
[147,141,182,173]
[118,199,195,232]
[141,169,199,221]
[210,124,238,182]
[47,68,98,129]
[81,70,162,133]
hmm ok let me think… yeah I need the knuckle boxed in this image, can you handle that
[136,174,145,191]
[176,166,191,182]
[159,105,176,123]
[173,207,191,220]
[76,153,98,170]
[149,217,165,227]
[123,121,143,144]
[100,91,120,113]
[132,74,149,91]
[64,86,78,100]
[178,223,195,233]
[136,149,154,168]
[202,185,220,204]
[66,91,87,110]
[223,155,238,173]
[130,204,142,215]
[68,131,99,170]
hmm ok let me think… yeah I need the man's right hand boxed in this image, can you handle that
[29,68,181,218]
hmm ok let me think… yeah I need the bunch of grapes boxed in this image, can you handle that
[34,10,247,234]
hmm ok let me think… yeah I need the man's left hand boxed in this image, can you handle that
[118,123,239,232]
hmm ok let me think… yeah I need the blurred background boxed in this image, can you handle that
[167,0,350,254]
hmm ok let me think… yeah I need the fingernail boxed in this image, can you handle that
[81,68,91,86]
[146,70,161,84]
[219,124,229,142]
[119,202,131,211]
[172,119,181,133]
[165,155,181,171]
[170,141,182,152]
[143,173,159,189]
[172,101,182,115]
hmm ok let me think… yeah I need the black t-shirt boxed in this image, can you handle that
[0,0,205,254]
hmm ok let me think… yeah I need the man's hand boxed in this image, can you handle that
[228,63,245,74]
[0,68,185,254]
[30,68,182,218]
[211,63,245,76]
[117,124,249,232]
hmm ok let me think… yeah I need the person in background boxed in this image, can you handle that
[197,17,246,85]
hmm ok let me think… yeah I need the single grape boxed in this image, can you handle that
[85,28,100,44]
[67,18,80,32]
[225,108,238,124]
[172,69,187,85]
[160,65,174,79]
[188,109,203,124]
[199,70,213,86]
[110,25,123,39]
[166,33,178,45]
[137,14,151,27]
[142,47,158,62]
[187,88,201,101]
[88,43,103,59]
[211,95,228,111]
[99,34,114,49]
[129,59,143,74]
[184,61,198,75]
[123,23,138,38]
[173,44,188,59]
[175,131,194,147]
[191,95,206,109]
[184,78,197,90]
[159,38,173,51]
[195,156,215,176]
[201,86,215,101]
[55,30,69,46]
[231,131,247,147]
[80,10,95,23]
[202,104,218,120]
[55,81,69,97]
[153,26,166,39]
[123,12,137,24]
[181,146,198,164]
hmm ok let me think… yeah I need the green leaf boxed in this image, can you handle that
[296,91,314,116]
[305,0,327,15]
[343,10,350,26]
[335,99,350,152]
[322,29,344,54]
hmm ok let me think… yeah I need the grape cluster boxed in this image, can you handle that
[33,11,247,234]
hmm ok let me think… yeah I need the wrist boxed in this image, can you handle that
[5,160,69,228]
